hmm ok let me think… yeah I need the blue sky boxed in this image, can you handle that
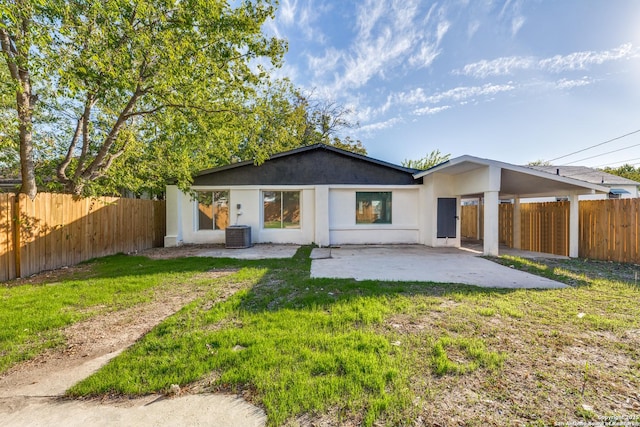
[266,0,640,168]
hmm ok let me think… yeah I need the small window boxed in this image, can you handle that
[263,191,300,229]
[197,191,229,230]
[356,192,392,224]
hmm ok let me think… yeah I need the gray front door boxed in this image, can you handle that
[437,198,457,238]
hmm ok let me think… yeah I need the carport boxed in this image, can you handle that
[414,156,609,257]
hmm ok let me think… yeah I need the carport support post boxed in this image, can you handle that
[483,190,499,256]
[569,193,579,257]
[513,197,521,249]
[476,197,482,240]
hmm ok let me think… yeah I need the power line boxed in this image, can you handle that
[593,156,640,168]
[547,128,640,162]
[562,141,640,165]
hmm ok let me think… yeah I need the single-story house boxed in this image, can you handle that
[526,165,640,200]
[165,144,609,257]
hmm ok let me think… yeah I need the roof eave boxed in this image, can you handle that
[413,155,610,194]
[195,143,418,177]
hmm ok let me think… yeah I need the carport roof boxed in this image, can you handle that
[413,155,610,198]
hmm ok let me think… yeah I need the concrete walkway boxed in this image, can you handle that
[310,245,567,289]
[0,346,266,427]
[1,394,265,427]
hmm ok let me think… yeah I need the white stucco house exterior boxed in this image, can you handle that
[165,144,608,257]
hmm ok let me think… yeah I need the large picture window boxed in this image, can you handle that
[356,192,392,224]
[263,191,300,229]
[197,191,229,230]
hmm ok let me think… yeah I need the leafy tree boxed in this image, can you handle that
[295,93,367,155]
[0,64,19,174]
[602,164,640,184]
[527,159,552,166]
[402,149,450,170]
[1,0,286,196]
[102,79,309,196]
[326,136,367,155]
[0,0,57,197]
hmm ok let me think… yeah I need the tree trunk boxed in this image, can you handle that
[0,9,38,200]
[17,77,37,199]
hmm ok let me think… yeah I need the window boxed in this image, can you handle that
[356,192,392,224]
[196,191,229,230]
[263,191,300,229]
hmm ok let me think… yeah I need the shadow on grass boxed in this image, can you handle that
[66,246,592,426]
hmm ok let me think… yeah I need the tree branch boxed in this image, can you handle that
[123,103,238,119]
[79,86,144,181]
[89,149,126,181]
[74,94,95,178]
[57,116,83,182]
[57,94,97,182]
[0,29,20,80]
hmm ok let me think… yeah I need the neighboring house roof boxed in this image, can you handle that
[193,144,422,186]
[414,155,610,198]
[0,179,20,193]
[526,165,640,187]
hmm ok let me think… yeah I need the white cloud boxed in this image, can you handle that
[467,20,480,38]
[539,43,637,72]
[413,105,451,116]
[407,9,449,69]
[338,27,413,90]
[368,88,424,117]
[454,43,640,78]
[273,0,328,43]
[424,83,516,104]
[356,0,387,39]
[409,43,440,69]
[357,117,403,135]
[306,48,343,79]
[454,56,535,78]
[436,20,451,45]
[511,15,525,36]
[395,88,427,105]
[499,0,526,37]
[367,83,514,122]
[553,77,593,90]
[309,1,450,93]
[280,0,298,26]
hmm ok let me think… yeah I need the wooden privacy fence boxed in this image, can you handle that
[520,202,569,256]
[0,192,166,282]
[461,199,640,263]
[580,199,639,263]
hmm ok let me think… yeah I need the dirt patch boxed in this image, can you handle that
[0,272,237,397]
[0,266,268,427]
[377,300,640,426]
[1,263,96,288]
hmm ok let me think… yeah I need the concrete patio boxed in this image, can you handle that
[172,243,568,289]
[310,245,567,289]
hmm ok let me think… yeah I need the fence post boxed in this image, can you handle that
[13,195,21,278]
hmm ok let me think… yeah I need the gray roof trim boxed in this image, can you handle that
[195,144,420,177]
[527,165,640,186]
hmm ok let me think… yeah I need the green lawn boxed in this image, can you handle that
[3,248,640,425]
